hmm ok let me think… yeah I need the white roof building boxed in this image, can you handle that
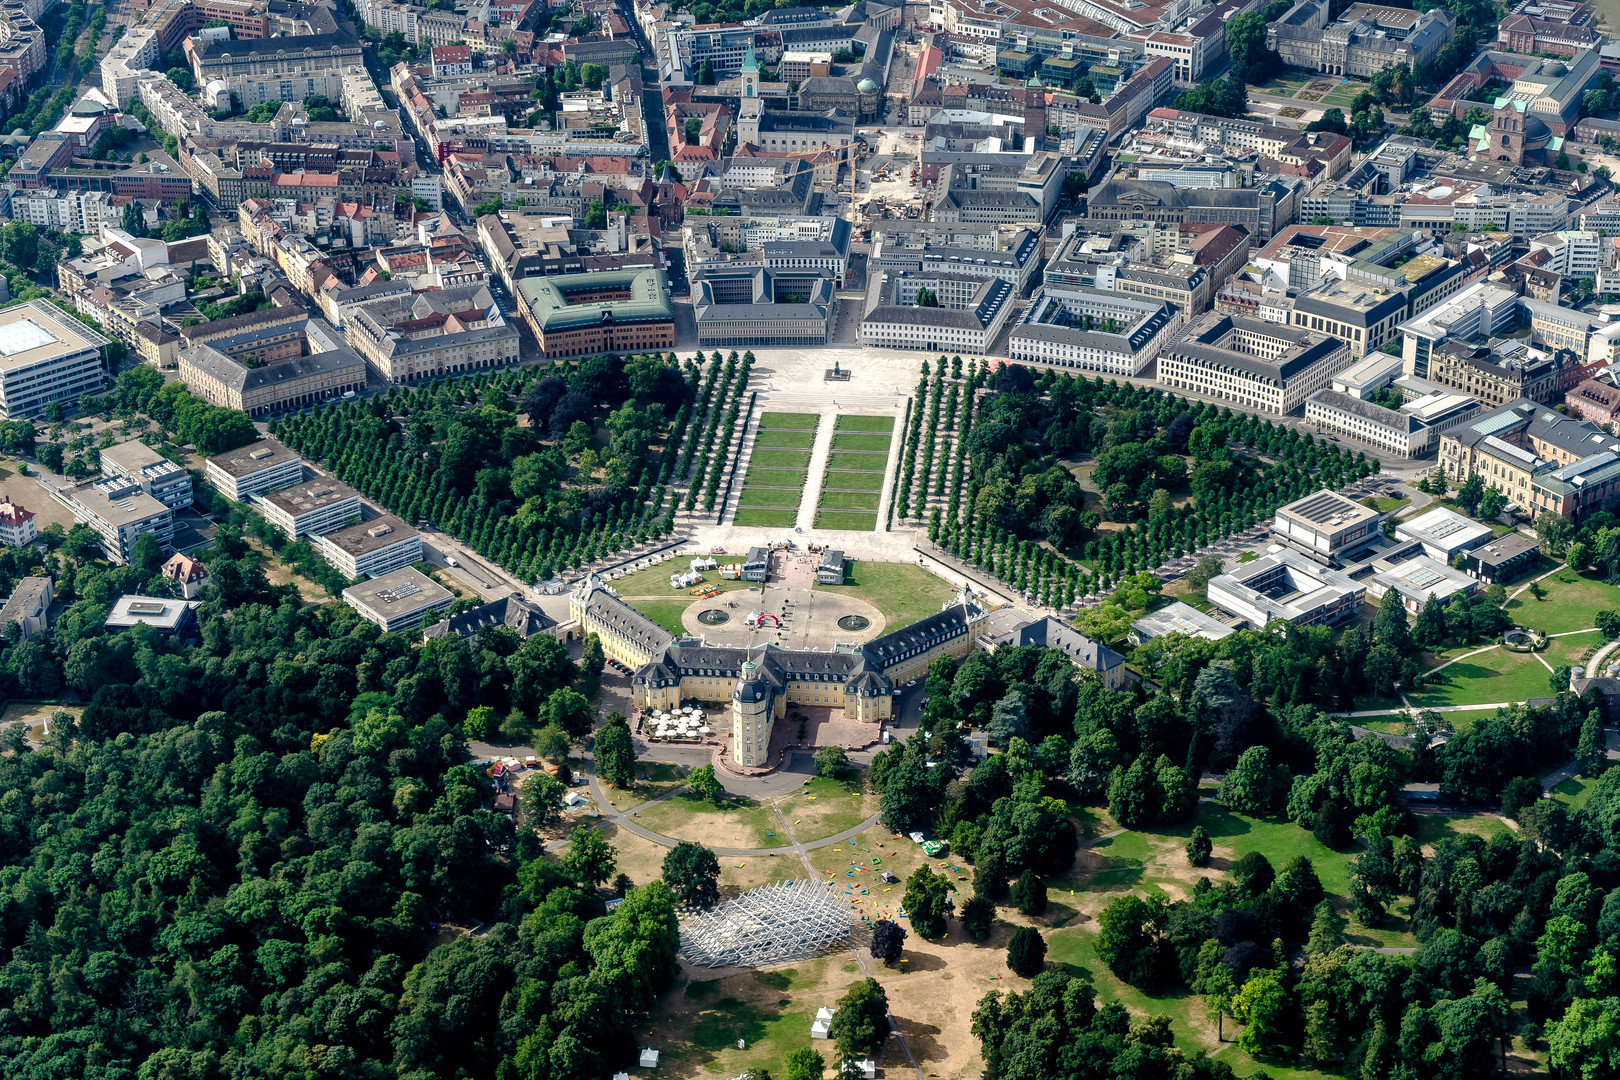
[1393,507,1494,562]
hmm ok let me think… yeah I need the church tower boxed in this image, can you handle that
[738,42,763,147]
[731,652,773,768]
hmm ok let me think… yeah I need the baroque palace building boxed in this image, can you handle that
[569,573,988,767]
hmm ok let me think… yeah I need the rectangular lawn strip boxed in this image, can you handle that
[733,507,800,527]
[1406,647,1561,708]
[814,510,879,530]
[835,415,895,432]
[830,432,893,452]
[821,469,887,490]
[743,467,807,487]
[818,560,958,631]
[817,489,881,511]
[826,451,889,470]
[758,411,820,429]
[1504,569,1620,635]
[747,448,814,468]
[739,487,802,507]
[751,429,816,449]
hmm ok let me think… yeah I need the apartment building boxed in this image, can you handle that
[0,498,35,546]
[99,440,192,512]
[260,478,362,539]
[319,514,422,579]
[205,437,304,501]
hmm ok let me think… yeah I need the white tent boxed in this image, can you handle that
[639,1048,660,1067]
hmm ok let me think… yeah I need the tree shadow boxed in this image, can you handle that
[888,1015,946,1066]
[891,950,947,972]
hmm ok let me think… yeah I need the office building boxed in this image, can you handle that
[205,438,304,501]
[1368,554,1478,614]
[1270,2,1455,78]
[319,514,422,579]
[0,575,52,640]
[860,273,1013,353]
[0,300,109,419]
[105,594,199,637]
[1009,287,1181,375]
[1157,314,1353,415]
[260,478,362,539]
[47,478,174,564]
[1394,506,1495,562]
[343,566,454,633]
[1129,600,1235,645]
[1304,389,1434,458]
[1208,546,1365,628]
[1271,488,1385,566]
[1462,533,1539,584]
[517,269,675,359]
[99,441,192,512]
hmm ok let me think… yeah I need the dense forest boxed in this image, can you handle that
[0,504,678,1079]
[876,617,1620,1077]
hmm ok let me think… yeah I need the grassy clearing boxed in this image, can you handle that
[1553,776,1598,809]
[748,448,814,469]
[818,490,881,511]
[821,470,887,490]
[632,790,788,850]
[734,507,800,527]
[815,510,879,531]
[1407,647,1560,708]
[739,487,802,507]
[1545,630,1603,670]
[823,560,957,630]
[1505,569,1620,635]
[1364,495,1410,514]
[826,451,888,471]
[780,774,876,841]
[752,430,816,449]
[759,411,819,429]
[836,415,894,432]
[598,760,687,811]
[831,432,893,452]
[1412,813,1511,853]
[743,468,808,487]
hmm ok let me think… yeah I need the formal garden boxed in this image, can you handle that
[816,415,894,531]
[736,411,818,528]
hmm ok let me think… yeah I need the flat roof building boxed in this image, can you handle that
[1304,389,1434,458]
[1393,506,1494,562]
[1462,532,1539,585]
[1208,546,1365,628]
[105,594,199,637]
[260,478,362,539]
[318,513,421,579]
[99,440,192,512]
[1129,600,1235,645]
[1009,286,1182,376]
[1368,553,1478,614]
[0,300,110,419]
[47,478,174,565]
[1271,488,1385,566]
[206,438,304,501]
[343,566,454,633]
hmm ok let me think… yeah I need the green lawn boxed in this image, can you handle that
[1553,776,1598,809]
[758,412,819,429]
[781,774,873,841]
[748,448,813,469]
[1407,647,1560,708]
[823,560,958,630]
[624,596,695,635]
[608,561,753,596]
[632,791,785,849]
[752,430,815,449]
[739,487,801,507]
[733,507,799,527]
[830,433,892,452]
[814,510,879,531]
[743,468,807,487]
[1505,569,1620,635]
[825,451,887,471]
[818,490,880,511]
[821,470,886,490]
[835,415,894,432]
[1364,496,1411,514]
[1545,630,1603,671]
